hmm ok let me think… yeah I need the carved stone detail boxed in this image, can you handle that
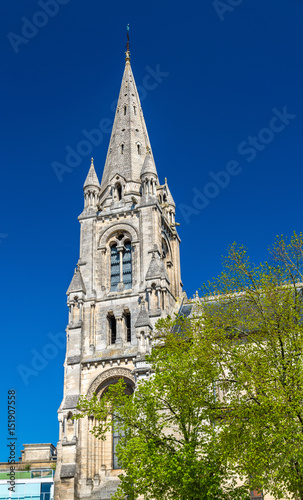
[86,367,135,399]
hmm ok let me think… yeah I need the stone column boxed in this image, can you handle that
[156,286,161,309]
[89,303,95,349]
[58,420,62,443]
[146,288,151,310]
[70,304,74,325]
[63,417,67,442]
[115,316,123,346]
[79,301,83,324]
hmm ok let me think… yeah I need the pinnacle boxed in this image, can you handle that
[135,300,152,329]
[164,181,175,207]
[141,147,158,177]
[67,267,86,295]
[146,253,170,283]
[83,158,100,189]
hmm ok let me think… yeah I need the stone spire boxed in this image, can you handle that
[100,51,159,195]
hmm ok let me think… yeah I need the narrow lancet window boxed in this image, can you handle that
[111,244,120,291]
[124,312,131,342]
[122,242,132,289]
[124,106,127,115]
[121,144,124,154]
[116,183,122,200]
[109,314,117,344]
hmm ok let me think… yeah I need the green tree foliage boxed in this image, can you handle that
[76,320,249,500]
[77,232,303,500]
[198,232,303,500]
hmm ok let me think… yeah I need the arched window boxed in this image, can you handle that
[122,242,132,289]
[90,376,135,472]
[108,314,117,344]
[133,106,137,115]
[121,144,124,154]
[112,382,133,469]
[111,244,120,291]
[112,412,123,469]
[137,144,140,155]
[162,238,168,259]
[124,106,127,115]
[124,311,131,342]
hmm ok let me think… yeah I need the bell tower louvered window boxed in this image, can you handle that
[111,244,120,291]
[123,242,132,289]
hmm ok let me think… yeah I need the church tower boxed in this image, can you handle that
[54,41,183,500]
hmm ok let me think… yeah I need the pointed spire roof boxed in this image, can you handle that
[67,267,86,295]
[141,147,158,177]
[146,252,170,282]
[83,158,100,189]
[165,178,176,207]
[100,52,159,195]
[135,300,152,329]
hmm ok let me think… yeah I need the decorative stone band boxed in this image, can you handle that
[67,355,81,365]
[86,367,136,400]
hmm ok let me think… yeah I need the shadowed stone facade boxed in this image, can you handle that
[54,48,184,500]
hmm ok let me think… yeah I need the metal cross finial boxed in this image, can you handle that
[125,24,131,63]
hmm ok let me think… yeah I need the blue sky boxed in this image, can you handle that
[0,0,303,460]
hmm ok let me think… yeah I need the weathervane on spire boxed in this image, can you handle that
[125,24,131,63]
